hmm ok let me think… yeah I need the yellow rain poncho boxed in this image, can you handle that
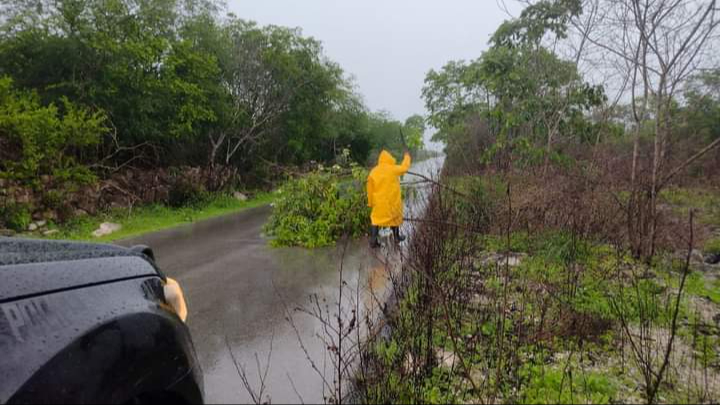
[367,150,411,227]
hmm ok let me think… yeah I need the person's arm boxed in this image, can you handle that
[395,152,411,175]
[367,175,374,207]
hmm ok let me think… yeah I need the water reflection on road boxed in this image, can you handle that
[122,156,444,404]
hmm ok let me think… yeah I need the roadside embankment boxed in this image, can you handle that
[18,192,273,243]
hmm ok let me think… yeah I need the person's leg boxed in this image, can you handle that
[392,226,406,243]
[369,225,381,248]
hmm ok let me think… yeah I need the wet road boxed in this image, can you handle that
[120,157,444,404]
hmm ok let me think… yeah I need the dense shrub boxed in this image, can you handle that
[264,165,370,248]
[0,201,31,231]
[0,76,107,186]
[706,238,720,255]
[447,175,503,229]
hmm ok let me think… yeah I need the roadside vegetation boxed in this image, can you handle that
[0,0,425,237]
[240,1,720,404]
[264,150,370,248]
[3,0,719,403]
[42,192,274,242]
[262,148,445,249]
[348,1,720,404]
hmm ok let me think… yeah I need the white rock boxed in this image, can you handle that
[436,348,459,369]
[403,353,419,372]
[36,220,47,228]
[233,192,248,201]
[43,229,59,236]
[28,223,38,231]
[470,293,492,307]
[475,253,525,268]
[691,249,705,263]
[92,222,122,238]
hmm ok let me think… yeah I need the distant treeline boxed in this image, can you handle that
[0,0,426,192]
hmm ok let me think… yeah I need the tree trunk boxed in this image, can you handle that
[209,132,225,170]
[648,84,667,262]
[543,130,553,176]
[629,125,641,257]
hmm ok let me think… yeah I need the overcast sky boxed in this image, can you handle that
[226,0,523,124]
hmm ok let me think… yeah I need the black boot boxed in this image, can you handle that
[392,227,406,243]
[369,226,381,248]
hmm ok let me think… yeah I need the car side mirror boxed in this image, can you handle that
[130,245,156,262]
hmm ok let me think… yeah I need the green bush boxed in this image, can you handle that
[446,175,501,229]
[519,362,617,404]
[0,76,106,186]
[264,166,370,248]
[705,238,720,255]
[0,202,31,231]
[42,189,65,209]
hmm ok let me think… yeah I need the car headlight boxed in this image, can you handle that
[164,277,188,323]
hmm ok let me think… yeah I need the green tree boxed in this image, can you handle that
[324,90,375,164]
[403,114,426,152]
[422,60,488,143]
[208,18,349,169]
[682,69,720,141]
[0,0,223,165]
[423,0,603,170]
[0,0,414,192]
[0,76,107,185]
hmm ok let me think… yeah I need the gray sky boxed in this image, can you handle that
[226,0,522,124]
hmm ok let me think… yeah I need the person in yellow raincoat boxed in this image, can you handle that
[367,150,411,248]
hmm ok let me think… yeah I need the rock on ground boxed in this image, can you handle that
[705,253,720,265]
[92,222,122,238]
[233,192,248,201]
[691,249,705,263]
[436,348,459,369]
[474,252,526,269]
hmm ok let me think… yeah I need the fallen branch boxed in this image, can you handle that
[405,171,471,199]
[660,137,720,189]
[403,217,483,233]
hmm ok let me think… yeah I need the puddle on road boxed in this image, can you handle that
[184,157,445,404]
[199,241,389,404]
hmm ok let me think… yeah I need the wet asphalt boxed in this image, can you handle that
[120,157,444,404]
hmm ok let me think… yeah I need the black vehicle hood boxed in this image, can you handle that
[0,239,161,303]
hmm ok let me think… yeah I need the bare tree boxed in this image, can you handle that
[574,0,719,259]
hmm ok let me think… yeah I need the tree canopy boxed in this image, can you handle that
[0,0,425,191]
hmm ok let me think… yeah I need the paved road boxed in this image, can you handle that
[120,157,444,404]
